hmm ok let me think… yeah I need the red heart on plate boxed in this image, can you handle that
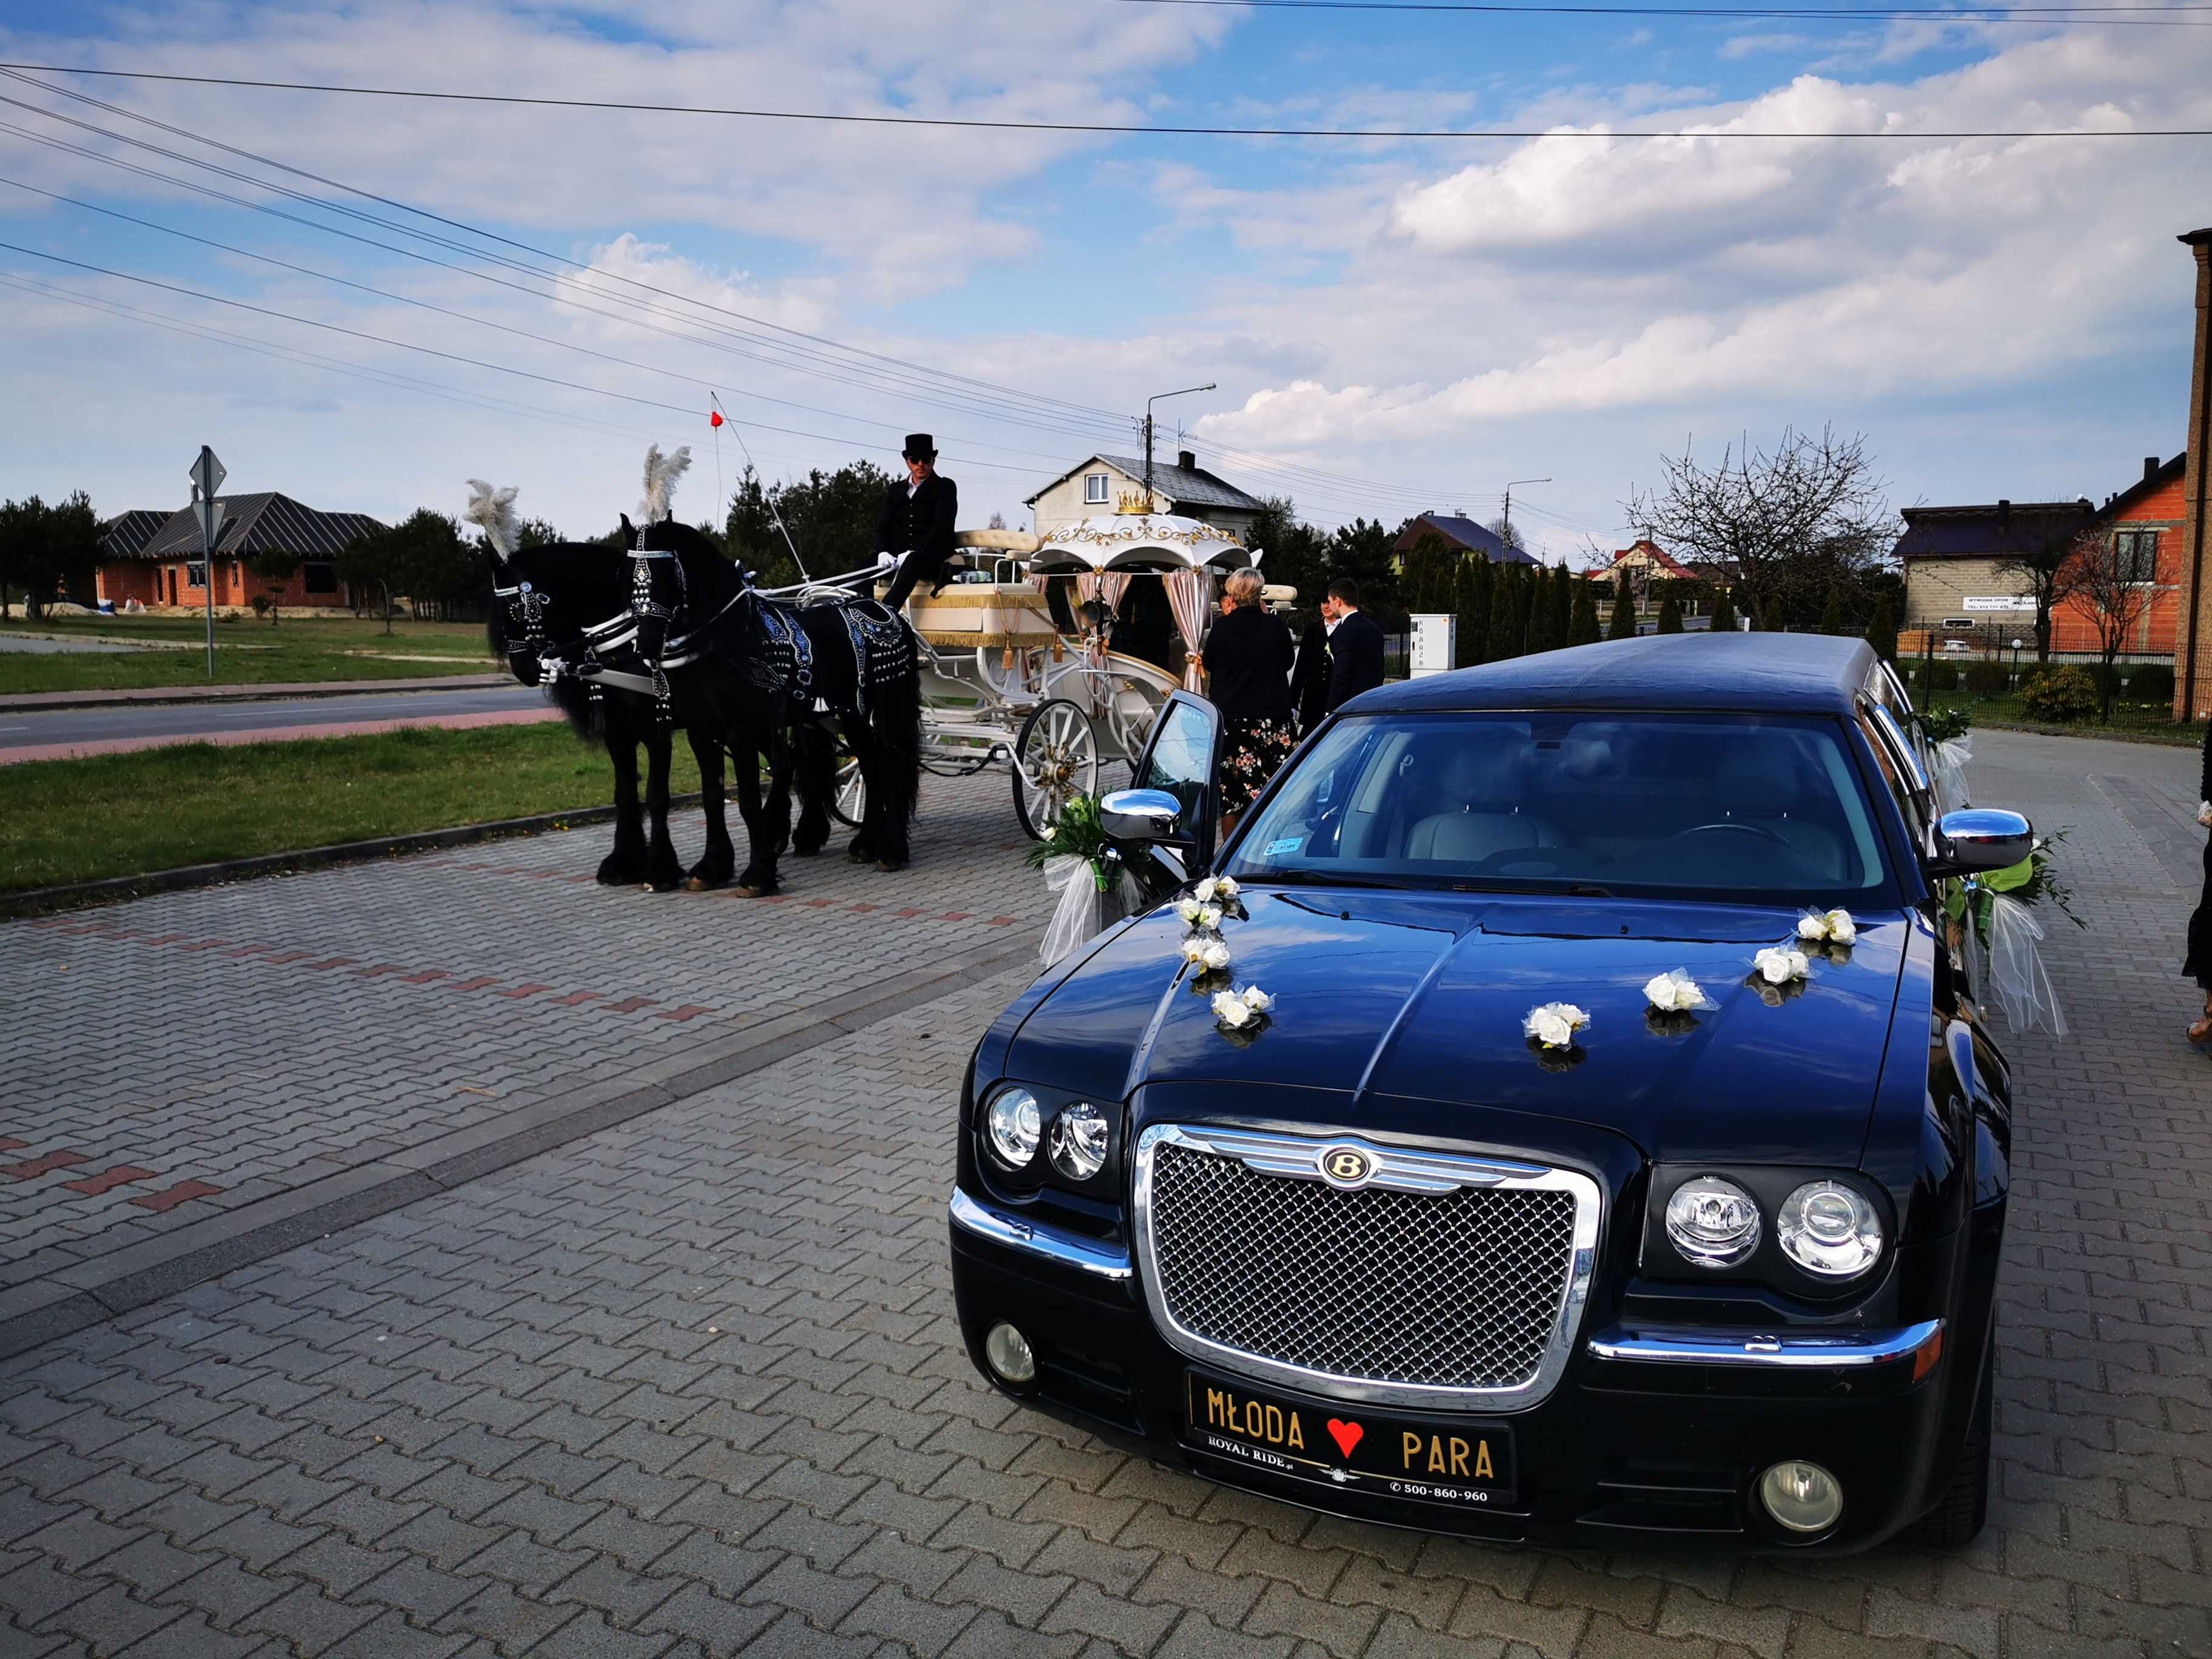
[1326,1419,1363,1458]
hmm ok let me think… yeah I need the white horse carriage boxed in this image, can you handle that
[827,511,1267,839]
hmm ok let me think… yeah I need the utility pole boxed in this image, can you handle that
[1501,477,1550,555]
[1144,384,1215,509]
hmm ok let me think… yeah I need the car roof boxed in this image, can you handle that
[1347,632,1877,718]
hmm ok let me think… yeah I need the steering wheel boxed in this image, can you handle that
[1675,821,1791,848]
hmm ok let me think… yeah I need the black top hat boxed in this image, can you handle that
[902,433,936,461]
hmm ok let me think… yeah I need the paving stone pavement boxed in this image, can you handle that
[1,727,2207,1659]
[0,770,1056,1292]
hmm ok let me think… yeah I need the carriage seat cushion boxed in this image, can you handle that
[1406,811,1560,863]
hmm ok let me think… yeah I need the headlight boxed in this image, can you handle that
[1048,1102,1110,1181]
[984,1087,1042,1170]
[1777,1181,1883,1278]
[1664,1175,1761,1267]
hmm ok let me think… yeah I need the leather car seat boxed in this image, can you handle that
[1406,742,1561,863]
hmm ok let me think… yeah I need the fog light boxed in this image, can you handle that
[1758,1461,1844,1534]
[984,1321,1036,1386]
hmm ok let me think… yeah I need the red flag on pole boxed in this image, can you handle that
[709,409,724,427]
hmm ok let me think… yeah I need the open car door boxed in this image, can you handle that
[1109,691,1223,900]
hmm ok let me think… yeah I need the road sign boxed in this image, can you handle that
[189,446,227,679]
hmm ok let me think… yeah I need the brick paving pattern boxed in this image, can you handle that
[0,771,1049,1288]
[0,729,2207,1657]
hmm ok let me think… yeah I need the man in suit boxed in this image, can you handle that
[1289,609,1332,734]
[1323,578,1385,711]
[874,434,958,611]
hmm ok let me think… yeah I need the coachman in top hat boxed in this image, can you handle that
[874,434,958,611]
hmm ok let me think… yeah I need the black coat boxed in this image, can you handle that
[1290,615,1331,732]
[1204,604,1294,723]
[873,474,958,575]
[1325,609,1386,711]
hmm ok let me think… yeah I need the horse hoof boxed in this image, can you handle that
[874,857,908,874]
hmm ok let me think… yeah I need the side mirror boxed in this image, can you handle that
[1930,808,2032,877]
[1101,787,1191,847]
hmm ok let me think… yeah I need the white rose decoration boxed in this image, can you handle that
[1191,877,1218,903]
[1196,903,1223,931]
[1215,877,1241,900]
[1239,984,1275,1012]
[1796,913,1826,941]
[1179,935,1212,965]
[1823,909,1857,947]
[1200,937,1233,972]
[1212,989,1255,1028]
[1643,970,1711,1014]
[1754,946,1808,985]
[1173,896,1202,925]
[1041,825,1056,841]
[1522,1002,1589,1050]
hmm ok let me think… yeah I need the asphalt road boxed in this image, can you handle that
[0,683,551,754]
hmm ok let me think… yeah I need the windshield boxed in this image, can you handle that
[1225,711,1896,903]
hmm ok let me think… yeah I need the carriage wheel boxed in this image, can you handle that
[1013,697,1099,842]
[829,738,866,828]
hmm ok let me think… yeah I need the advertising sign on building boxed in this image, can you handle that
[1961,596,2035,612]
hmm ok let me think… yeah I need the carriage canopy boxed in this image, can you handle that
[1023,513,1259,575]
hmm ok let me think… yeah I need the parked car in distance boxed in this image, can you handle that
[948,633,2022,1551]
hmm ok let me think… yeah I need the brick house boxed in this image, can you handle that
[97,492,384,614]
[2054,454,2189,654]
[1894,498,2096,646]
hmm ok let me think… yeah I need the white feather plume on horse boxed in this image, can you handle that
[639,444,692,523]
[463,479,521,558]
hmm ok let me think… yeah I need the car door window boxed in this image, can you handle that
[1857,706,1928,845]
[1136,697,1218,839]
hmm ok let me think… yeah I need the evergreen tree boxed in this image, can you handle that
[1707,588,1738,634]
[1456,555,1490,667]
[1655,591,1685,634]
[1607,573,1637,640]
[1549,563,1573,648]
[1818,584,1845,637]
[1761,595,1783,634]
[1524,567,1560,654]
[1485,564,1524,662]
[1867,592,1897,662]
[1569,575,1601,646]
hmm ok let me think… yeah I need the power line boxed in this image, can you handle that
[1105,0,2212,20]
[2,59,2207,137]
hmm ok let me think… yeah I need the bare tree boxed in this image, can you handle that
[2056,527,2157,723]
[1625,426,1892,624]
[1990,503,2094,662]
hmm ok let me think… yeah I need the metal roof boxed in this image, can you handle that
[99,509,169,561]
[122,493,387,561]
[1350,631,1874,717]
[1025,454,1263,514]
[1397,512,1540,565]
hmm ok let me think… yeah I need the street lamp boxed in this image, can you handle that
[1501,478,1550,552]
[1143,383,1216,506]
[2010,637,2023,688]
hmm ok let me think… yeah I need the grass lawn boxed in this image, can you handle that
[1,722,706,894]
[0,612,499,695]
[1920,688,2207,748]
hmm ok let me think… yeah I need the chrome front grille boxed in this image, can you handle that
[1133,1125,1601,1410]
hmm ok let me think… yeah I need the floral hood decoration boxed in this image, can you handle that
[1167,876,1272,1041]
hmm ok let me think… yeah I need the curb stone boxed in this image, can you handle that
[0,934,1036,1361]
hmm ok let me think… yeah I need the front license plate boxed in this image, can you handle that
[1182,1370,1518,1509]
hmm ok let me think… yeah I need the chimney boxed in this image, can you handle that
[2148,455,2162,481]
[1176,449,1196,473]
[1996,498,2011,531]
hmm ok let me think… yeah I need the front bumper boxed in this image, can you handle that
[950,1191,1957,1550]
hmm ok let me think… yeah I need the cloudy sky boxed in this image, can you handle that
[1,0,2207,565]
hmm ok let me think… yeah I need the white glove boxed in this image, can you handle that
[876,551,899,571]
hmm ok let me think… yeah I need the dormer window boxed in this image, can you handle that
[1084,472,1110,505]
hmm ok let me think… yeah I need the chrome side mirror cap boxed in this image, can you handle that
[1101,786,1190,846]
[1931,808,2033,876]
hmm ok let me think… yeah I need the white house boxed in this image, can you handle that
[1026,451,1264,543]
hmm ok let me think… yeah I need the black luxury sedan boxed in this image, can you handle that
[948,632,2025,1552]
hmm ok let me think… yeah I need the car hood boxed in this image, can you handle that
[1005,886,1908,1165]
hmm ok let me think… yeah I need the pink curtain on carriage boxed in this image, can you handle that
[1076,572,1133,668]
[1162,568,1211,692]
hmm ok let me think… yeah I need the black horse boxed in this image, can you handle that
[625,514,922,874]
[485,538,743,893]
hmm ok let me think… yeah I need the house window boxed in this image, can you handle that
[303,560,337,595]
[2114,529,2159,585]
[1083,473,1110,505]
[187,561,207,588]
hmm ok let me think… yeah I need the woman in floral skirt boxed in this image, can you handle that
[1191,568,1297,836]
